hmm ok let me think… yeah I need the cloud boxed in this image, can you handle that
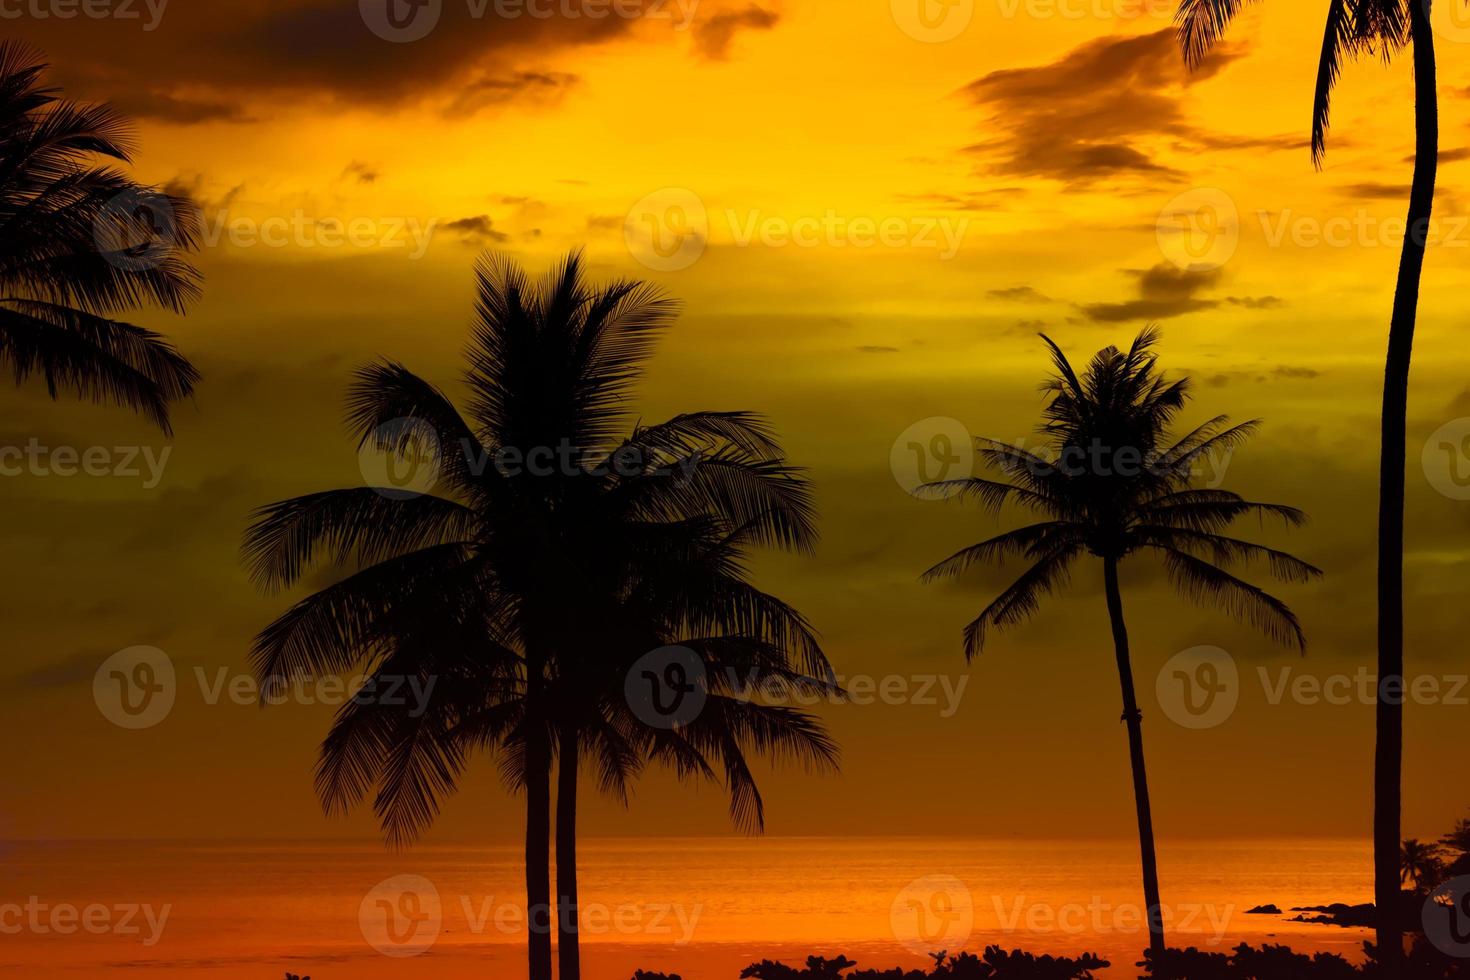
[856,345,900,354]
[446,71,580,116]
[1339,182,1409,199]
[1405,147,1470,165]
[959,29,1283,186]
[1226,295,1285,309]
[987,285,1052,303]
[342,161,380,184]
[1078,263,1222,322]
[444,215,511,244]
[161,174,245,213]
[109,90,254,125]
[5,0,667,120]
[1204,364,1323,386]
[693,5,780,60]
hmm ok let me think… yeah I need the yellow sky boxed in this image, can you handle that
[4,0,1470,846]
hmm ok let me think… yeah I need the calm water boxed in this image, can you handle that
[0,837,1372,978]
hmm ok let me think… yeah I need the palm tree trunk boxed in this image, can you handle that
[1103,557,1166,959]
[556,720,581,980]
[525,658,554,980]
[1375,3,1437,974]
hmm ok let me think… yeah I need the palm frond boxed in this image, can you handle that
[1160,546,1308,649]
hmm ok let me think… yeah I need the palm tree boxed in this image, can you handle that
[546,518,838,980]
[242,252,836,980]
[0,43,200,431]
[1176,2,1437,969]
[1440,818,1470,858]
[1401,838,1445,894]
[920,328,1320,957]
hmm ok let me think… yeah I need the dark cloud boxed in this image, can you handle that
[8,649,112,690]
[987,285,1051,303]
[1226,295,1285,310]
[1405,147,1470,164]
[1339,182,1408,199]
[109,90,254,125]
[7,0,687,120]
[444,215,511,244]
[693,5,779,60]
[342,161,379,184]
[446,70,580,116]
[1204,364,1323,386]
[1078,263,1221,322]
[856,345,900,354]
[161,174,245,212]
[959,29,1279,185]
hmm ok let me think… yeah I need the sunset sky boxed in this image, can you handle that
[5,0,1470,850]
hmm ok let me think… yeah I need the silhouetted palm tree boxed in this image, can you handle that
[1440,819,1470,859]
[921,328,1320,957]
[0,43,199,431]
[242,252,836,980]
[1401,839,1444,894]
[1177,2,1437,969]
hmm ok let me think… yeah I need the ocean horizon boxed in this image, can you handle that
[0,836,1375,977]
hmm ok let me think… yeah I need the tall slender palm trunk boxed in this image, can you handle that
[1103,557,1166,959]
[556,721,581,980]
[1375,4,1438,974]
[525,660,554,980]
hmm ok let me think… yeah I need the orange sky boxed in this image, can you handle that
[4,0,1470,846]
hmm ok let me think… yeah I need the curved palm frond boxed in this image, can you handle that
[0,43,199,430]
